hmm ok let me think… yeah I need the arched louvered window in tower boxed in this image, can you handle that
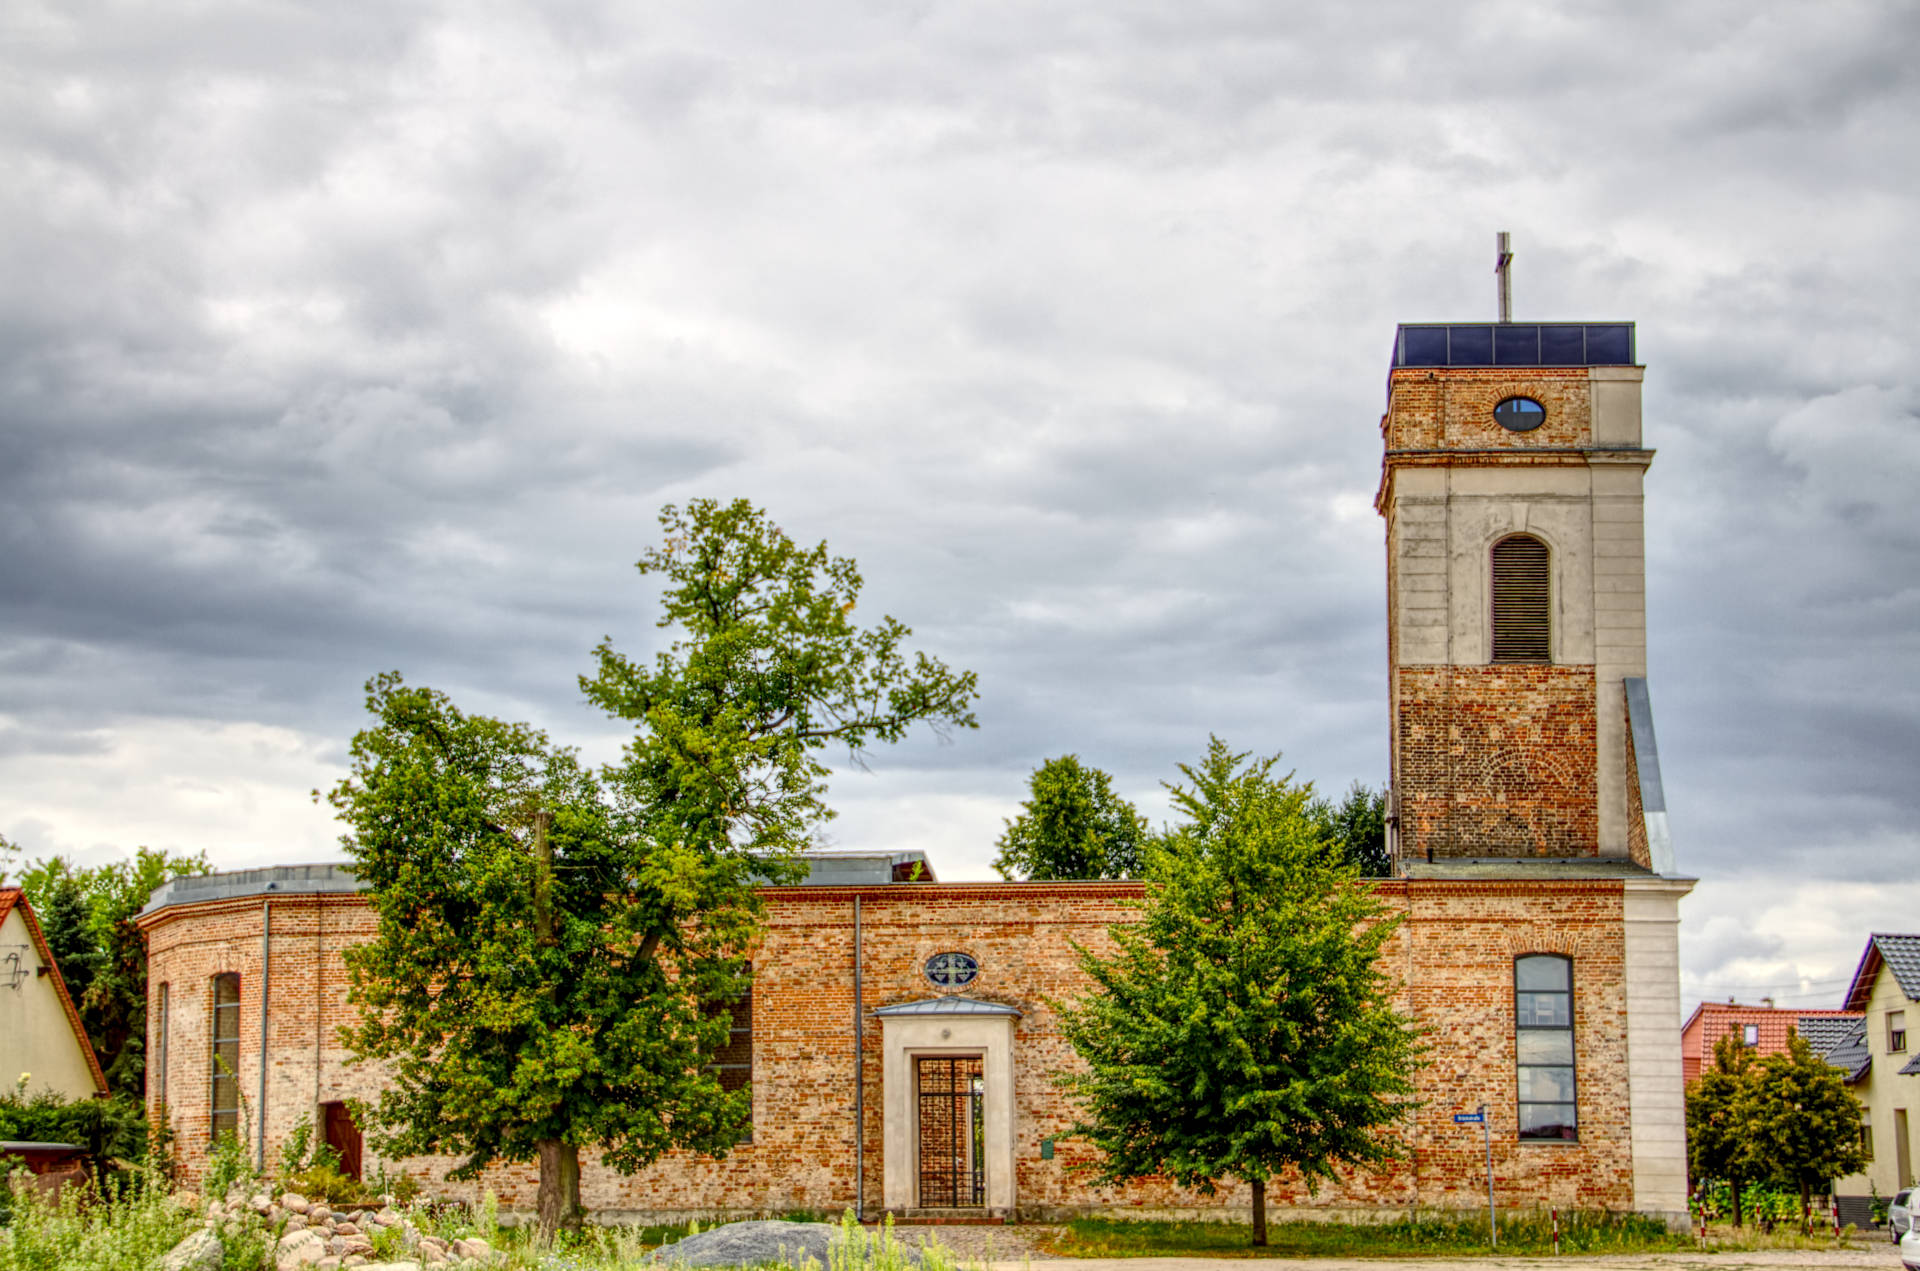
[1491,535,1551,663]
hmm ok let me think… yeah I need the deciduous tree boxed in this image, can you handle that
[332,499,979,1238]
[1686,1032,1755,1227]
[1737,1031,1868,1230]
[991,755,1149,881]
[1310,782,1391,878]
[1058,739,1423,1245]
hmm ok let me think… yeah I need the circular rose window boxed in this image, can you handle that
[925,951,979,989]
[1494,396,1547,432]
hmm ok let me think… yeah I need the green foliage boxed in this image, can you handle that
[0,1167,186,1271]
[1057,739,1424,1227]
[1687,1029,1866,1222]
[1739,1031,1867,1208]
[331,500,978,1232]
[330,675,756,1189]
[1047,1210,1690,1258]
[0,1085,149,1179]
[1687,1033,1754,1221]
[992,755,1150,880]
[581,498,979,866]
[8,846,209,1095]
[1309,782,1391,878]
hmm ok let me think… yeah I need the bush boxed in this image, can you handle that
[0,1086,148,1180]
[0,1166,187,1270]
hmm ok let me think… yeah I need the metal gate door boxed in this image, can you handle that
[916,1056,985,1207]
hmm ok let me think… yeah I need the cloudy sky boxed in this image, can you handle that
[4,0,1916,1019]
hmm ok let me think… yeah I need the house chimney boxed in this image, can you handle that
[1761,996,1774,1009]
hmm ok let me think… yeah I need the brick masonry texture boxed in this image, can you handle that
[1395,665,1599,858]
[1383,368,1594,454]
[144,878,1636,1221]
[1624,700,1652,871]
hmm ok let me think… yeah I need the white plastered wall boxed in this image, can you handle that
[1623,877,1694,1226]
[878,1013,1018,1214]
[0,906,102,1100]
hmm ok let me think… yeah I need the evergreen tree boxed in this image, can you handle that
[992,755,1149,880]
[1057,739,1423,1245]
[332,500,978,1238]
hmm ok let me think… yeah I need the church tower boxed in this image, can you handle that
[1376,247,1672,872]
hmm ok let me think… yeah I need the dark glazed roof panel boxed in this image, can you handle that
[1393,323,1636,369]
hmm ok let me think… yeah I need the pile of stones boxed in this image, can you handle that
[157,1184,502,1271]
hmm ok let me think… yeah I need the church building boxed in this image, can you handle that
[141,293,1695,1226]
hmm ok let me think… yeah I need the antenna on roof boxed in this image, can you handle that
[1495,231,1514,323]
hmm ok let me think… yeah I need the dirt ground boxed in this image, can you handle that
[887,1225,1902,1270]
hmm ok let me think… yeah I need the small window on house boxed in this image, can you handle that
[1891,1009,1908,1053]
[1491,535,1551,663]
[705,966,752,1145]
[1515,955,1576,1141]
[1861,1111,1874,1161]
[210,974,241,1141]
[155,983,170,1110]
[1743,1023,1759,1047]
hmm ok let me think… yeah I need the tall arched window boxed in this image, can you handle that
[1491,535,1551,663]
[154,983,170,1111]
[210,974,241,1142]
[1515,954,1576,1140]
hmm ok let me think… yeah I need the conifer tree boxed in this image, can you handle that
[1057,739,1423,1245]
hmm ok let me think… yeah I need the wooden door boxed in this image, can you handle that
[321,1101,363,1181]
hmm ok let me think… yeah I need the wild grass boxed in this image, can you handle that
[1038,1210,1703,1258]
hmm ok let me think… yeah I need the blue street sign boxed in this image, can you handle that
[1454,1112,1485,1123]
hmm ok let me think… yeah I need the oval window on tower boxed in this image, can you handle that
[1493,396,1547,432]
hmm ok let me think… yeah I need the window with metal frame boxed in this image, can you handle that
[704,965,752,1144]
[1515,955,1576,1141]
[1491,535,1551,663]
[155,983,169,1110]
[210,974,241,1142]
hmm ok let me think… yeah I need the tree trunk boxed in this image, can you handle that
[1798,1179,1810,1235]
[1251,1178,1267,1247]
[1730,1174,1743,1229]
[535,1139,582,1241]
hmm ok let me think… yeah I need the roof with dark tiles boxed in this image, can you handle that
[1844,932,1920,1011]
[1823,1018,1872,1084]
[1797,1013,1866,1057]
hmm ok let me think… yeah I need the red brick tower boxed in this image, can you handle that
[1376,317,1669,870]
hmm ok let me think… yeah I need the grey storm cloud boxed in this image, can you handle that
[2,0,1917,1012]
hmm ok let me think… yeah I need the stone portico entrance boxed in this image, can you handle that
[873,997,1020,1216]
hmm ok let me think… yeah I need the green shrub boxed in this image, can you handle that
[0,1166,187,1271]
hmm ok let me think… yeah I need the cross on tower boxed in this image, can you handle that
[1495,231,1513,323]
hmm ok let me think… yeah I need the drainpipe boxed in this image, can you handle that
[853,895,863,1219]
[258,897,272,1172]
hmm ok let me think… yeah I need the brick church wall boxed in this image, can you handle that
[1395,665,1599,858]
[146,877,1635,1220]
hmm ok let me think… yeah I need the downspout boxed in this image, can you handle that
[853,894,863,1220]
[258,897,271,1172]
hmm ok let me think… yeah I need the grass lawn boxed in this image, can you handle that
[1031,1212,1869,1259]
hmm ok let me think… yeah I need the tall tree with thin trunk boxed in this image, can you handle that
[331,499,978,1239]
[1057,739,1423,1245]
[1686,1033,1755,1227]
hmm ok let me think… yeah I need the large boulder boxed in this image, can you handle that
[648,1221,918,1269]
[277,1228,330,1271]
[158,1228,224,1271]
